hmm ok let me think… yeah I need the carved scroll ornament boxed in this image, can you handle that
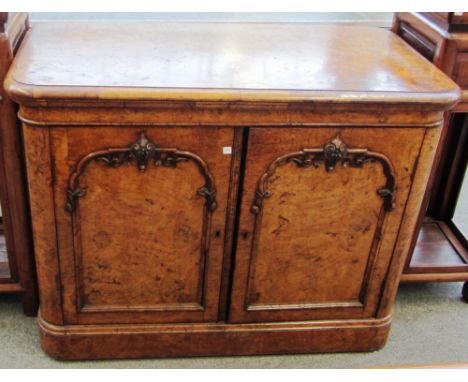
[66,132,217,213]
[251,134,396,214]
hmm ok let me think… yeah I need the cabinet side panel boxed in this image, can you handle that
[21,124,63,324]
[377,125,442,317]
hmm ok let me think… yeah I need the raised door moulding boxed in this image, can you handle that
[65,131,218,214]
[65,131,218,313]
[243,134,398,314]
[251,134,396,215]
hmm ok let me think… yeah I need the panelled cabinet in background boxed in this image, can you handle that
[5,22,459,359]
[392,13,468,295]
[0,12,38,315]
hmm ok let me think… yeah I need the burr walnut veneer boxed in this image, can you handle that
[4,22,459,359]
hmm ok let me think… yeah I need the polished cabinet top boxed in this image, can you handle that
[5,22,460,107]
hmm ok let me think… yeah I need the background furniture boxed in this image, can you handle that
[392,13,468,299]
[0,12,38,315]
[5,22,459,359]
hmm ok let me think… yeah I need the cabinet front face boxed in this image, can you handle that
[230,127,426,323]
[51,127,234,324]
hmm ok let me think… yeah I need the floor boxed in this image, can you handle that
[0,281,467,368]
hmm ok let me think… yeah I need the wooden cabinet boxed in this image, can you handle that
[392,13,468,290]
[4,22,459,359]
[0,12,38,315]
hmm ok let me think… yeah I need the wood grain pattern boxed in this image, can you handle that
[21,125,62,324]
[229,127,425,323]
[48,126,234,325]
[393,13,467,107]
[410,222,468,269]
[15,103,447,128]
[377,125,442,317]
[37,311,392,360]
[5,23,459,108]
[6,21,459,358]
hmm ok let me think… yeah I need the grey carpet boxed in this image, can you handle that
[0,282,467,368]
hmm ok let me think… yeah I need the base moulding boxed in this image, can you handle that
[38,312,393,360]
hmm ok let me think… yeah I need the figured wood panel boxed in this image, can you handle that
[249,158,386,306]
[51,127,235,324]
[230,127,426,323]
[77,158,207,309]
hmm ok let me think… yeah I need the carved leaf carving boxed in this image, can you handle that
[251,134,396,214]
[66,132,217,213]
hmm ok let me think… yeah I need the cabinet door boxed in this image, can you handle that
[52,127,234,324]
[230,127,425,323]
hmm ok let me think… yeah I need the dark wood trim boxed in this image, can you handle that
[446,221,468,259]
[393,13,468,288]
[0,13,8,33]
[217,127,244,321]
[0,12,38,315]
[0,282,23,293]
[403,220,468,280]
[401,272,468,282]
[397,21,437,61]
[430,115,468,220]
